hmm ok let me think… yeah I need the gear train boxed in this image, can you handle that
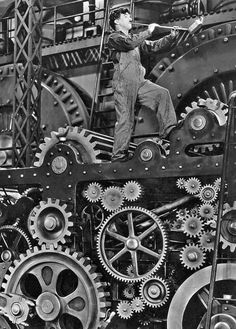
[0,1,236,329]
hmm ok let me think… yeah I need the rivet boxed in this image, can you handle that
[33,173,37,177]
[98,170,102,173]
[53,79,58,85]
[69,161,73,165]
[46,186,50,189]
[223,37,228,42]
[171,53,176,58]
[53,101,58,106]
[68,185,72,188]
[46,173,50,176]
[63,88,67,93]
[177,137,181,141]
[217,28,222,33]
[83,171,87,175]
[179,165,183,169]
[168,66,174,72]
[194,48,199,53]
[215,163,219,167]
[197,164,201,168]
[113,169,117,173]
[145,167,149,171]
[129,168,133,172]
[214,69,219,73]
[192,136,196,139]
[66,151,70,155]
[162,166,166,170]
[20,174,24,178]
[8,175,11,179]
[176,151,180,154]
[193,78,198,84]
[159,64,164,70]
[201,34,206,39]
[177,93,182,99]
[69,171,72,175]
[50,152,54,156]
[185,42,190,47]
[68,197,72,201]
[70,99,74,104]
[58,148,62,152]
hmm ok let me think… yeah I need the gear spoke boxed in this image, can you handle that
[138,245,160,259]
[12,233,23,251]
[130,250,139,276]
[127,212,135,237]
[110,247,127,264]
[63,280,83,304]
[106,228,127,243]
[197,287,221,309]
[139,223,158,241]
[0,233,9,249]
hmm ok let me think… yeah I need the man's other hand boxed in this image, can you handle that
[148,23,160,33]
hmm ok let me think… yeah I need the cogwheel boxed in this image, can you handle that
[204,98,228,126]
[176,178,186,189]
[183,215,203,237]
[97,206,168,282]
[0,225,32,263]
[3,245,110,328]
[83,182,103,203]
[101,186,124,212]
[180,101,199,119]
[214,177,222,191]
[34,126,102,167]
[176,208,189,220]
[219,203,236,253]
[199,185,218,203]
[171,218,184,231]
[185,177,201,195]
[123,181,143,202]
[28,198,73,247]
[117,301,133,319]
[199,230,215,251]
[199,203,215,219]
[131,297,145,313]
[140,276,170,308]
[127,265,135,277]
[180,243,206,270]
[123,284,135,299]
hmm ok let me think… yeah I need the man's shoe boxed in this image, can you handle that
[111,152,133,162]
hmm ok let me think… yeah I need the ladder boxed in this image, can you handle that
[205,91,236,328]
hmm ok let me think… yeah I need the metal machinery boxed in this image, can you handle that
[0,0,236,328]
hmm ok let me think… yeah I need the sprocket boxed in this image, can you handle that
[3,245,110,328]
[198,185,218,204]
[199,230,215,251]
[185,177,201,195]
[101,186,124,212]
[28,198,73,247]
[97,206,167,282]
[183,215,203,237]
[180,243,206,270]
[117,301,133,319]
[131,297,145,313]
[176,178,186,190]
[139,276,170,308]
[199,203,215,219]
[83,182,103,203]
[123,181,143,202]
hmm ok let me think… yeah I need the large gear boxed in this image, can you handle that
[184,177,201,195]
[0,225,32,263]
[123,181,143,202]
[83,182,103,203]
[139,276,170,308]
[183,215,203,237]
[28,198,73,247]
[34,126,102,167]
[117,301,133,319]
[97,207,167,282]
[198,184,218,204]
[3,245,109,328]
[101,186,124,212]
[180,243,206,270]
[220,205,236,252]
[167,263,236,329]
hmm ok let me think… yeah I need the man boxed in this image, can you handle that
[108,7,178,162]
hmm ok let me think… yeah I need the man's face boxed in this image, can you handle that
[115,12,132,31]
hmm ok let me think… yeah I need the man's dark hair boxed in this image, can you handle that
[109,7,130,30]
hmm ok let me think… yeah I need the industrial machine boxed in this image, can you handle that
[0,1,235,328]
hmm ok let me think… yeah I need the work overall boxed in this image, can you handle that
[108,30,177,159]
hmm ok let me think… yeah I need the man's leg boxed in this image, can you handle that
[112,79,139,160]
[138,80,177,138]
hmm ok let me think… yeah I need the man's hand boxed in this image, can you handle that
[148,23,160,33]
[170,26,180,37]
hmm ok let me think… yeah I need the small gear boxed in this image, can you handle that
[199,185,218,203]
[199,230,215,251]
[131,297,145,313]
[199,203,215,219]
[180,243,206,270]
[140,276,170,308]
[176,178,186,189]
[28,198,73,247]
[123,284,135,299]
[189,206,199,216]
[214,177,222,191]
[171,218,184,231]
[176,208,189,220]
[117,301,133,319]
[183,215,203,237]
[185,177,201,195]
[220,205,236,252]
[101,186,124,212]
[127,265,135,278]
[83,182,103,203]
[123,181,142,202]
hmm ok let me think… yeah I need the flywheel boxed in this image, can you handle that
[3,245,110,329]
